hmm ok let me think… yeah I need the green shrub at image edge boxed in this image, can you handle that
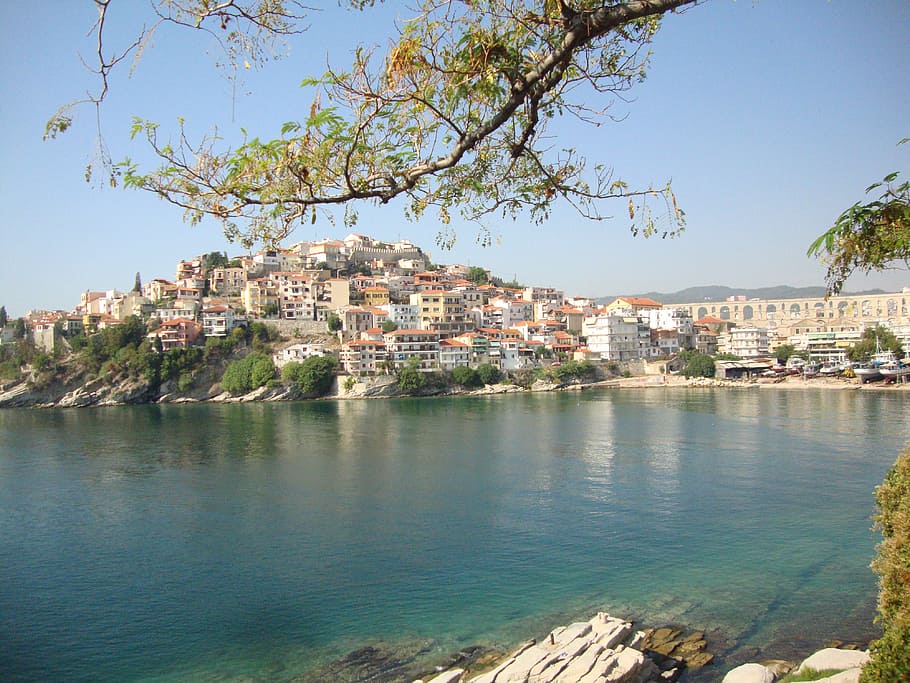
[861,449,910,682]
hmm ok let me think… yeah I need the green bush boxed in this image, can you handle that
[862,448,910,682]
[281,356,338,397]
[681,353,715,378]
[250,356,276,389]
[221,353,272,395]
[451,366,482,388]
[476,363,502,385]
[397,358,426,393]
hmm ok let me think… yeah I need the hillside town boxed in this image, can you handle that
[2,232,910,387]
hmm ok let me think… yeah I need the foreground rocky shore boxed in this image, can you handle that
[410,612,871,683]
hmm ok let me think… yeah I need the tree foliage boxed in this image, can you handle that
[0,306,8,328]
[550,359,596,381]
[862,448,910,682]
[774,343,796,363]
[53,0,695,249]
[327,313,343,332]
[450,365,482,388]
[220,352,273,394]
[681,352,714,378]
[397,356,427,393]
[808,141,909,295]
[281,355,338,396]
[476,363,503,385]
[465,266,490,285]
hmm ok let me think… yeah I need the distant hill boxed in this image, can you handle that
[595,285,891,305]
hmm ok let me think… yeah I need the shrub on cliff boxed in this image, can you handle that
[281,356,338,397]
[450,366,482,388]
[861,447,910,682]
[397,357,426,394]
[221,353,274,395]
[476,363,502,385]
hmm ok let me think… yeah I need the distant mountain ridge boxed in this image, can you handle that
[595,285,891,305]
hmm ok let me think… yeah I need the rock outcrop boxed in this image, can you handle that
[414,612,678,683]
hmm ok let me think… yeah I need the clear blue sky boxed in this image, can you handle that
[1,1,908,317]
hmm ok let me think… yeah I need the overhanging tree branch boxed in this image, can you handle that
[54,0,700,248]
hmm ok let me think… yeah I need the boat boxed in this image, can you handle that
[879,359,910,381]
[854,350,900,383]
[853,363,882,383]
[802,361,820,378]
[819,361,841,376]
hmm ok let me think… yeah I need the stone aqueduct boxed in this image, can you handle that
[675,290,909,329]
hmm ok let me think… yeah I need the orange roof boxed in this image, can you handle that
[440,339,468,347]
[614,296,662,307]
[696,316,725,325]
[345,340,386,348]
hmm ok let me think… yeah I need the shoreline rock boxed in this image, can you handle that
[413,612,702,683]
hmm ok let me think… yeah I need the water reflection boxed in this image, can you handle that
[2,389,910,682]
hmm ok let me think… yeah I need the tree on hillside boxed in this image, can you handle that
[808,140,909,295]
[281,356,339,397]
[133,272,142,293]
[50,0,695,249]
[0,306,7,328]
[466,266,490,286]
[327,313,343,333]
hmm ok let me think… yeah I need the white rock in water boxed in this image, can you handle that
[797,648,870,674]
[722,663,775,683]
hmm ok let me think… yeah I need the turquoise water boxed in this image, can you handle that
[1,388,908,681]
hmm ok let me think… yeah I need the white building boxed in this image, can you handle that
[380,303,420,330]
[273,343,328,368]
[728,327,770,359]
[582,314,642,361]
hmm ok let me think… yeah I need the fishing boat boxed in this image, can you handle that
[819,361,841,376]
[854,349,900,383]
[854,363,882,382]
[879,359,910,381]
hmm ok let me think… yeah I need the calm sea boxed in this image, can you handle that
[1,388,908,682]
